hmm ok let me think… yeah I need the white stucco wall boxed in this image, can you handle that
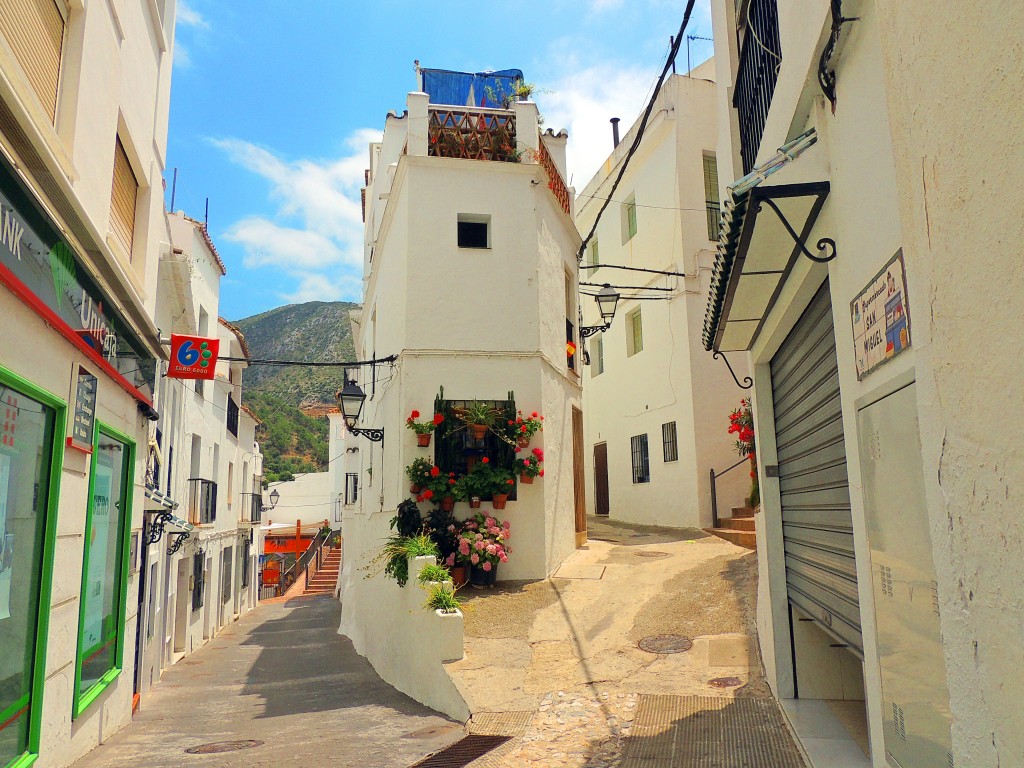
[266,472,333,529]
[872,2,1024,764]
[576,73,750,529]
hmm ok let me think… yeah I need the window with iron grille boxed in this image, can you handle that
[345,472,359,505]
[192,551,205,611]
[631,434,650,484]
[733,0,782,174]
[240,540,251,588]
[703,154,721,241]
[662,422,678,462]
[432,390,517,500]
[226,394,239,437]
[221,547,233,603]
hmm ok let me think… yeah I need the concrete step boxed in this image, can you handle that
[720,516,755,532]
[706,527,756,550]
[732,506,756,517]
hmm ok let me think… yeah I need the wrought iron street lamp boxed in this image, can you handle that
[268,488,280,509]
[336,380,385,443]
[580,284,621,338]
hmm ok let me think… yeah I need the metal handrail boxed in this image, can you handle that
[278,527,332,595]
[710,456,751,528]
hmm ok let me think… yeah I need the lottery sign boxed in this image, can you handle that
[168,334,220,380]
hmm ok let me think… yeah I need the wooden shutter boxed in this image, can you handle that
[109,137,138,259]
[0,0,64,122]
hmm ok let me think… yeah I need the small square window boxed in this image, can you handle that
[622,196,637,242]
[458,214,490,248]
[626,308,643,357]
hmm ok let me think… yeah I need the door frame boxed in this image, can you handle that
[571,406,586,547]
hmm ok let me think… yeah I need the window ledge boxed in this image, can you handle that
[73,666,121,719]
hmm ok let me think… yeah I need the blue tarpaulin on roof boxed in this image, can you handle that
[420,68,525,107]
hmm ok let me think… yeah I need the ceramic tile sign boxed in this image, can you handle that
[851,250,911,380]
[168,334,220,380]
[68,366,97,452]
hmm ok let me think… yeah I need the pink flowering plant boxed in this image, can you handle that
[449,513,511,572]
[519,447,545,478]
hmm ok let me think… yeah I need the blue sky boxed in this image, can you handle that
[167,0,714,321]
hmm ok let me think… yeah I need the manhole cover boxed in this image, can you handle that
[403,724,462,739]
[639,635,693,654]
[708,676,744,688]
[184,740,264,754]
[634,550,669,558]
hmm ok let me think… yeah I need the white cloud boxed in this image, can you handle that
[213,130,380,305]
[173,42,191,69]
[540,62,659,188]
[176,0,208,29]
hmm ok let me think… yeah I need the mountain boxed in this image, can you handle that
[232,301,359,482]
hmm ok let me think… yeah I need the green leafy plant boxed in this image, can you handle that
[455,401,500,429]
[366,533,438,587]
[468,458,516,497]
[390,498,423,538]
[417,563,451,585]
[423,582,463,614]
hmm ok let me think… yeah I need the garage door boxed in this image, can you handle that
[770,282,862,654]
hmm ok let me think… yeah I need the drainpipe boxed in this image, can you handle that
[610,117,620,148]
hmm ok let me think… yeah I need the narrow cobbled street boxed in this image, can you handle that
[448,517,805,767]
[73,518,805,768]
[70,595,465,768]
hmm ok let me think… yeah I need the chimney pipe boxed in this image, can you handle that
[610,117,621,148]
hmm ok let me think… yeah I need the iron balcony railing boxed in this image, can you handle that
[188,478,217,525]
[733,0,782,174]
[240,491,262,524]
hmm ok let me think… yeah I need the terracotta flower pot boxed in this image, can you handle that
[517,435,530,448]
[491,493,509,510]
[449,565,468,588]
[470,424,488,440]
[417,433,432,447]
[519,473,534,484]
[469,497,481,509]
[410,483,422,494]
[441,495,455,512]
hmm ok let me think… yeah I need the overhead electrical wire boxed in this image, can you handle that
[579,262,693,277]
[575,0,699,263]
[580,281,674,291]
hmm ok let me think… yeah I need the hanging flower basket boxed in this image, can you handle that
[417,433,432,447]
[470,424,488,440]
[469,496,481,509]
[410,483,422,494]
[491,493,509,510]
[519,473,533,484]
[441,495,455,512]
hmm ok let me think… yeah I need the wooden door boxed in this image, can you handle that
[593,442,609,516]
[572,407,587,546]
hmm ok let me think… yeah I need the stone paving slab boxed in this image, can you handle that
[71,595,463,768]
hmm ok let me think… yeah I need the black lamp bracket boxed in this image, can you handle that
[580,323,610,339]
[349,426,385,444]
[145,510,172,545]
[167,531,190,556]
[756,197,837,263]
[713,351,753,390]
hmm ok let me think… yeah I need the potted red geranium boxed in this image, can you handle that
[508,410,543,448]
[519,447,544,484]
[406,410,444,447]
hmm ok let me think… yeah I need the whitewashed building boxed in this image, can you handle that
[707,1,1024,766]
[337,69,583,719]
[576,64,751,531]
[0,1,179,766]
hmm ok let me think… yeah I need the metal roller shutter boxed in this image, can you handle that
[0,0,64,122]
[770,281,862,654]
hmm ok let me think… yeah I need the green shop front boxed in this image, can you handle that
[0,146,156,768]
